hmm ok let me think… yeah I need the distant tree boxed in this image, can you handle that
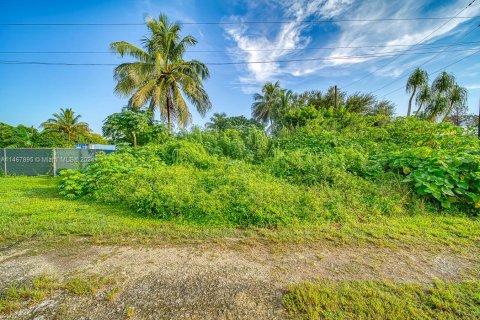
[41,108,90,146]
[442,84,468,123]
[292,90,323,109]
[252,81,282,126]
[206,112,263,132]
[0,123,40,148]
[423,72,467,122]
[103,107,166,147]
[345,92,376,114]
[323,86,346,109]
[35,131,69,148]
[205,113,228,131]
[463,114,479,135]
[445,104,469,126]
[406,68,429,116]
[370,100,396,117]
[110,14,211,133]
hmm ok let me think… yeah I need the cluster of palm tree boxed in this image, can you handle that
[406,68,468,122]
[110,14,211,133]
[251,81,396,128]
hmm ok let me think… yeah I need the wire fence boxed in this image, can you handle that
[0,148,114,176]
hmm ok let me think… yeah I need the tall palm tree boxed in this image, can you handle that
[110,14,211,133]
[406,68,429,116]
[442,84,468,122]
[252,81,282,126]
[424,72,456,121]
[414,85,431,117]
[41,108,89,146]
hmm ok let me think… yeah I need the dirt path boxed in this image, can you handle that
[1,241,479,319]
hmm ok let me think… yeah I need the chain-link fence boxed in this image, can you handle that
[0,148,114,176]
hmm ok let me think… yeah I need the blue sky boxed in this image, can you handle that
[0,0,479,133]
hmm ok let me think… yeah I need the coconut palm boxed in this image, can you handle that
[406,68,429,116]
[110,14,211,133]
[41,108,89,146]
[251,81,282,126]
[278,89,294,113]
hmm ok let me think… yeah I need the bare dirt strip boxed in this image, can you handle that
[1,240,478,319]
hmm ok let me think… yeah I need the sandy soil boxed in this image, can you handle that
[1,240,478,319]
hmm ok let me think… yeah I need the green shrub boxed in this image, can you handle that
[384,149,480,210]
[60,156,330,227]
[266,146,368,185]
[160,140,214,169]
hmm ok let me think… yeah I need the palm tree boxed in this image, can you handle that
[41,108,89,146]
[278,89,294,113]
[442,84,468,122]
[414,85,431,117]
[406,68,429,116]
[205,112,228,131]
[252,81,282,126]
[110,14,211,133]
[424,72,456,121]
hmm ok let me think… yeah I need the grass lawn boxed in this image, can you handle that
[1,176,479,248]
[283,280,480,319]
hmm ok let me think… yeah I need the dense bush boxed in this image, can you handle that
[59,113,479,228]
[59,152,330,227]
[266,146,368,185]
[384,149,480,210]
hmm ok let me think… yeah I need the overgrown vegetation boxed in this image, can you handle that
[283,280,480,319]
[59,110,480,231]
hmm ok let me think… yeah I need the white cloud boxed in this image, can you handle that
[223,0,480,89]
[466,83,480,90]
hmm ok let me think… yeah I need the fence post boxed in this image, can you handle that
[3,148,6,176]
[53,148,56,177]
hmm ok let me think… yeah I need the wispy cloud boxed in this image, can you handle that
[466,83,480,90]
[223,0,480,89]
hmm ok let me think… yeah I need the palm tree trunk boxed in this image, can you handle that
[415,102,423,118]
[442,102,454,123]
[407,87,416,117]
[131,131,137,147]
[166,96,172,133]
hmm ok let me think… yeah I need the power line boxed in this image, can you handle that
[1,40,480,54]
[341,0,478,89]
[1,47,479,66]
[1,16,479,26]
[381,47,480,97]
[370,23,480,94]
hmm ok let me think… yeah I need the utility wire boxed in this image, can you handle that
[1,16,479,26]
[341,0,478,89]
[1,47,479,66]
[370,23,480,94]
[381,47,480,97]
[1,40,480,54]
